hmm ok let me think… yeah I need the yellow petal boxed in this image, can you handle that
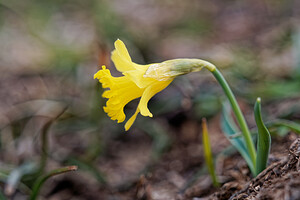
[114,39,131,61]
[111,51,135,72]
[111,39,139,72]
[125,108,140,131]
[123,67,154,88]
[138,79,173,117]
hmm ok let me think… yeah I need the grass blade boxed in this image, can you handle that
[254,98,271,176]
[267,119,300,135]
[202,118,219,187]
[67,158,106,184]
[29,166,77,200]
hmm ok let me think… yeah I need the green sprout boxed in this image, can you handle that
[202,118,219,187]
[254,98,271,176]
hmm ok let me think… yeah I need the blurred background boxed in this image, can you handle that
[0,0,300,199]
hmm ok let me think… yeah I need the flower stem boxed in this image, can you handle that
[211,68,256,167]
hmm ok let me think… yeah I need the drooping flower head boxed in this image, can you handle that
[94,39,215,130]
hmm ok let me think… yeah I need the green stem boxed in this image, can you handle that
[211,68,256,167]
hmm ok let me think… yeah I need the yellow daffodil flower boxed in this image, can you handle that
[94,39,215,130]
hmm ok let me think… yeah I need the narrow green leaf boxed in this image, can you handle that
[227,119,300,139]
[254,98,271,176]
[202,118,219,187]
[221,102,255,174]
[267,119,300,135]
[39,105,67,174]
[67,158,106,184]
[29,166,77,200]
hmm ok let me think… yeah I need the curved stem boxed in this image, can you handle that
[211,68,256,167]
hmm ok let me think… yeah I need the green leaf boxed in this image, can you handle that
[66,158,106,184]
[221,102,254,174]
[29,166,77,200]
[202,118,219,187]
[254,98,271,176]
[266,119,300,135]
